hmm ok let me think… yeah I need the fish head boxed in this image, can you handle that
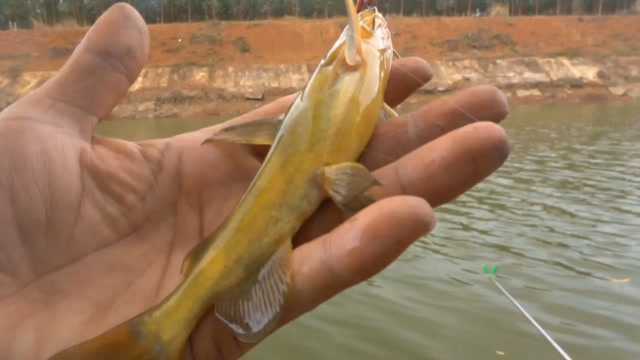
[357,6,393,57]
[321,3,393,71]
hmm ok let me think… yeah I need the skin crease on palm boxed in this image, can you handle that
[0,4,510,360]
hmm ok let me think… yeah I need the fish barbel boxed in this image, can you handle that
[51,1,394,358]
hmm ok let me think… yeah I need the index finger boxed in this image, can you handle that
[385,57,432,107]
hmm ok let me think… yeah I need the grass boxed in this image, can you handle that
[6,63,24,80]
[48,46,73,59]
[437,30,516,52]
[232,37,251,53]
[190,32,222,45]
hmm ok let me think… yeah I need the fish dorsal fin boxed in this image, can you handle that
[202,117,283,146]
[344,0,362,66]
[216,241,292,343]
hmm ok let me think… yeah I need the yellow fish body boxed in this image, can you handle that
[52,1,393,359]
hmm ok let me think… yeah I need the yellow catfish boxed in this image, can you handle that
[52,1,394,359]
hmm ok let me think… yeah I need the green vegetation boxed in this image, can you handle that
[232,36,251,53]
[439,30,515,51]
[190,32,222,45]
[0,0,637,30]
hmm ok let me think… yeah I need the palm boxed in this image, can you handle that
[0,4,510,360]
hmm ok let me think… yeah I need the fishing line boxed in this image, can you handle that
[390,56,483,125]
[362,7,567,360]
[383,12,484,125]
[483,265,573,360]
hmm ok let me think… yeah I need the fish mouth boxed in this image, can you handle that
[359,7,385,32]
[358,7,393,52]
[318,3,393,68]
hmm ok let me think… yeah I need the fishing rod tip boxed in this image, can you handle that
[482,264,499,275]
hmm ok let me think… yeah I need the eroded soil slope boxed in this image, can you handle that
[0,16,638,74]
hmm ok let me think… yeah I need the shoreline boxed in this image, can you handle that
[0,16,638,119]
[4,55,638,120]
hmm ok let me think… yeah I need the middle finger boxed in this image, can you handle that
[362,85,509,169]
[295,121,510,245]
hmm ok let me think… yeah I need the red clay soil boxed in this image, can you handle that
[0,16,638,73]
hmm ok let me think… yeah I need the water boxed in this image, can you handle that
[98,102,640,359]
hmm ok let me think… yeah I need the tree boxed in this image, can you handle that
[128,0,162,23]
[1,0,631,29]
[62,0,87,25]
[34,0,62,25]
[299,0,315,17]
[215,0,232,18]
[5,0,33,28]
[272,0,288,16]
[0,0,8,29]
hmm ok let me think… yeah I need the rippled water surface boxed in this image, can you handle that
[99,102,640,359]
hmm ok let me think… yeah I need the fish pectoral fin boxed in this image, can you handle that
[379,102,399,123]
[321,162,381,215]
[216,241,292,343]
[202,117,283,146]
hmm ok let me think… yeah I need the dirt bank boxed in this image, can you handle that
[1,16,639,73]
[0,16,638,119]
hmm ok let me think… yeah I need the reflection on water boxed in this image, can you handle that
[98,102,640,360]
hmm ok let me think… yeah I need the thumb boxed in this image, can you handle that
[34,3,149,137]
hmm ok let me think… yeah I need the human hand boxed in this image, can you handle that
[0,4,509,359]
